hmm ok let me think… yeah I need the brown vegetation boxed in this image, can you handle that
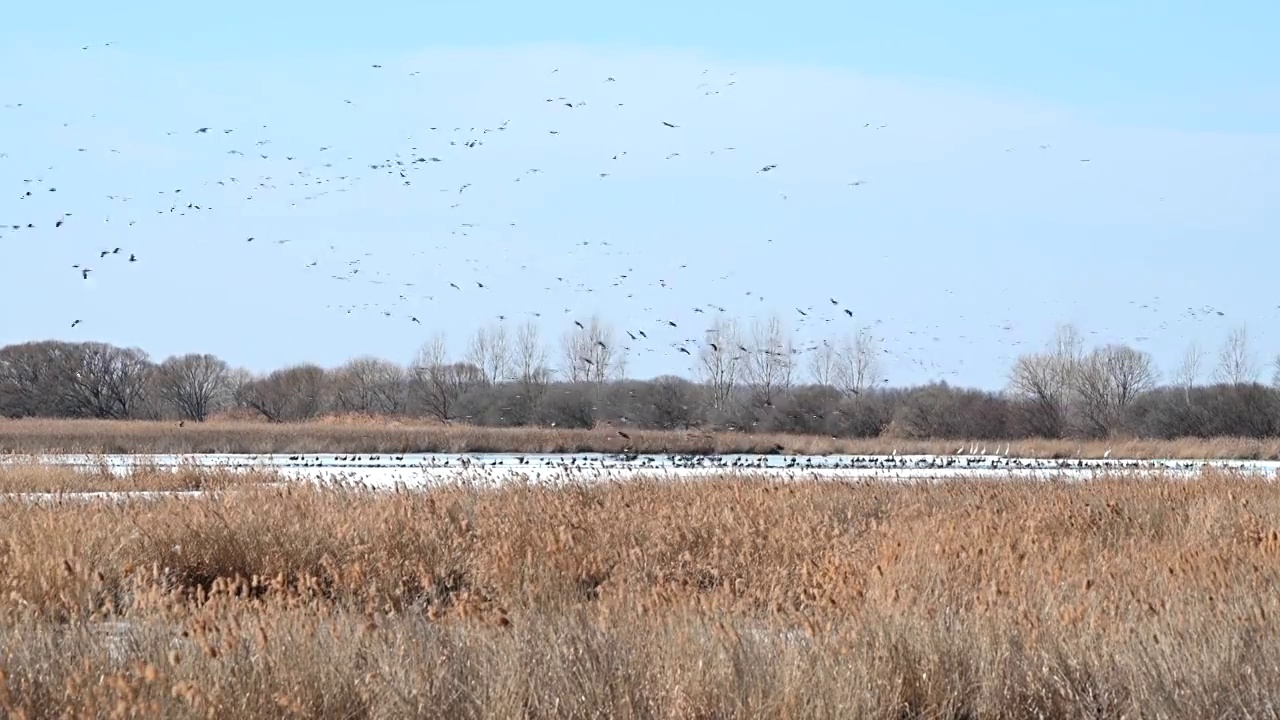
[1,471,1279,716]
[0,461,276,494]
[4,417,1280,459]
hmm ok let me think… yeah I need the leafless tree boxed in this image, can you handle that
[741,315,795,406]
[155,353,231,421]
[225,367,254,399]
[237,364,330,422]
[515,320,550,384]
[1215,325,1258,385]
[561,316,622,385]
[631,375,703,429]
[332,357,408,415]
[513,320,552,416]
[808,341,837,387]
[47,342,155,419]
[1007,325,1083,438]
[409,334,482,422]
[1051,322,1085,364]
[699,317,743,412]
[466,323,514,385]
[1173,341,1204,402]
[833,328,883,396]
[1071,344,1158,437]
[0,341,68,417]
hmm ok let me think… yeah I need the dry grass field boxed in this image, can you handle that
[3,417,1280,459]
[0,461,276,494]
[1,469,1279,717]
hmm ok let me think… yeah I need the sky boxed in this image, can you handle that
[1,1,1278,389]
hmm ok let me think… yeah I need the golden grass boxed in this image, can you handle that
[3,417,1280,459]
[1,470,1279,717]
[0,461,278,494]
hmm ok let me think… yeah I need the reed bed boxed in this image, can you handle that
[0,460,277,494]
[0,469,1278,717]
[3,417,1280,459]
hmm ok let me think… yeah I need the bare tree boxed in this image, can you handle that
[515,321,551,385]
[225,367,254,400]
[236,364,330,422]
[1215,325,1258,385]
[512,320,552,417]
[808,341,837,387]
[466,323,514,385]
[1007,325,1083,438]
[833,328,883,396]
[47,342,155,419]
[1051,322,1085,364]
[631,375,703,429]
[1071,344,1158,437]
[741,315,795,406]
[332,357,408,415]
[699,316,743,412]
[1173,341,1204,402]
[0,341,68,417]
[409,334,482,422]
[561,316,622,385]
[155,353,231,421]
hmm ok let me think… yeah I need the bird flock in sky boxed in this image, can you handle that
[0,43,1247,384]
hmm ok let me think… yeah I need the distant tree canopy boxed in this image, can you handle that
[3,318,1278,439]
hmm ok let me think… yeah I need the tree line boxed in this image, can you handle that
[2,317,1279,439]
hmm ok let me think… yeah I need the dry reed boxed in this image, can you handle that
[3,417,1279,459]
[0,469,1278,717]
[0,460,276,494]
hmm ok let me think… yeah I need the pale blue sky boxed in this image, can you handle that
[2,1,1278,388]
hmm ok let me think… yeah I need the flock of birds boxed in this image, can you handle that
[35,450,1250,481]
[0,43,1251,385]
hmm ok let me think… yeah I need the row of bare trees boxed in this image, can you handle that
[1007,323,1277,438]
[3,318,1280,439]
